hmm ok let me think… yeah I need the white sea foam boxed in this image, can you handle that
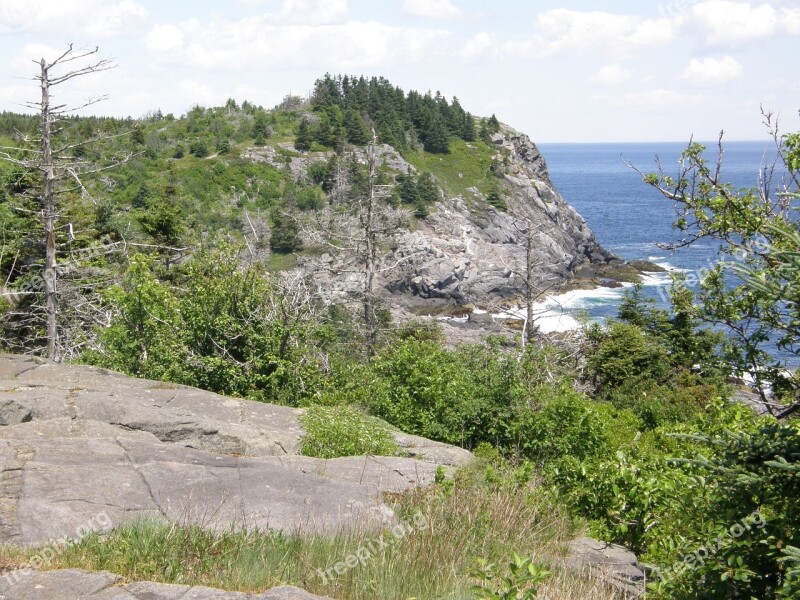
[533,311,582,333]
[456,262,695,334]
[491,285,633,333]
[654,261,689,273]
[640,272,672,286]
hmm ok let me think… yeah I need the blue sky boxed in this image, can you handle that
[0,0,797,142]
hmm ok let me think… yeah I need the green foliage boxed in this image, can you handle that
[252,111,271,146]
[641,124,800,413]
[508,389,612,463]
[294,118,314,151]
[393,169,438,218]
[367,338,513,448]
[189,138,209,158]
[405,138,497,199]
[649,420,800,598]
[471,554,551,599]
[269,208,302,253]
[584,283,726,428]
[343,108,370,145]
[299,405,400,458]
[586,321,671,392]
[85,247,323,404]
[310,74,482,153]
[486,188,508,211]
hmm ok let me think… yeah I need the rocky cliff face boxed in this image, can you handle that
[297,125,618,308]
[388,128,617,303]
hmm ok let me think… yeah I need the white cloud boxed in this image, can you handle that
[142,16,449,71]
[688,1,800,45]
[143,24,184,53]
[0,0,148,37]
[594,89,706,110]
[177,79,220,108]
[403,0,463,20]
[458,31,493,59]
[681,56,744,86]
[10,43,64,70]
[276,0,347,25]
[532,9,676,57]
[234,0,269,7]
[473,9,677,61]
[691,1,776,44]
[785,7,800,34]
[588,64,634,86]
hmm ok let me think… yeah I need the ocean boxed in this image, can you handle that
[531,140,783,336]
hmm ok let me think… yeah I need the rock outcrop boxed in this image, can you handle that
[292,126,620,308]
[0,569,331,599]
[0,354,471,550]
[565,537,646,597]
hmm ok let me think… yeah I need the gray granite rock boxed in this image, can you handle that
[566,537,646,597]
[0,354,469,548]
[0,569,332,599]
[0,354,469,467]
[297,124,620,310]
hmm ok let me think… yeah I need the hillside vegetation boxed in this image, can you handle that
[1,74,800,599]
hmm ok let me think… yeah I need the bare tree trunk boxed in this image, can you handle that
[0,44,117,360]
[364,133,378,357]
[39,58,58,360]
[524,221,536,348]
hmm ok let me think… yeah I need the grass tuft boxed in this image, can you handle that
[0,464,623,599]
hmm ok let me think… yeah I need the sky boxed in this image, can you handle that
[0,0,798,142]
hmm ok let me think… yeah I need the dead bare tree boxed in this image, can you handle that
[484,217,564,356]
[302,131,411,356]
[0,44,133,360]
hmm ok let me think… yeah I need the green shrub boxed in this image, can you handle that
[471,553,551,599]
[368,339,513,448]
[299,405,400,458]
[85,246,324,405]
[586,321,670,393]
[509,390,611,463]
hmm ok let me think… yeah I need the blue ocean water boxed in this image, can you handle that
[538,140,783,323]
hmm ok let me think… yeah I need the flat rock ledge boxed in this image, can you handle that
[565,537,646,597]
[0,354,472,549]
[0,568,331,599]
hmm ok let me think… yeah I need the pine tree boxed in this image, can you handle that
[253,112,270,146]
[423,116,450,154]
[269,208,302,253]
[487,113,501,133]
[463,112,477,142]
[396,169,419,205]
[295,118,314,151]
[479,120,492,144]
[344,109,370,145]
[416,171,439,204]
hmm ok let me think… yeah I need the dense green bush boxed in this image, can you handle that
[367,339,516,448]
[299,405,400,458]
[84,247,324,404]
[586,320,671,392]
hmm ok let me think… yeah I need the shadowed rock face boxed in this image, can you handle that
[300,128,618,306]
[0,354,472,549]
